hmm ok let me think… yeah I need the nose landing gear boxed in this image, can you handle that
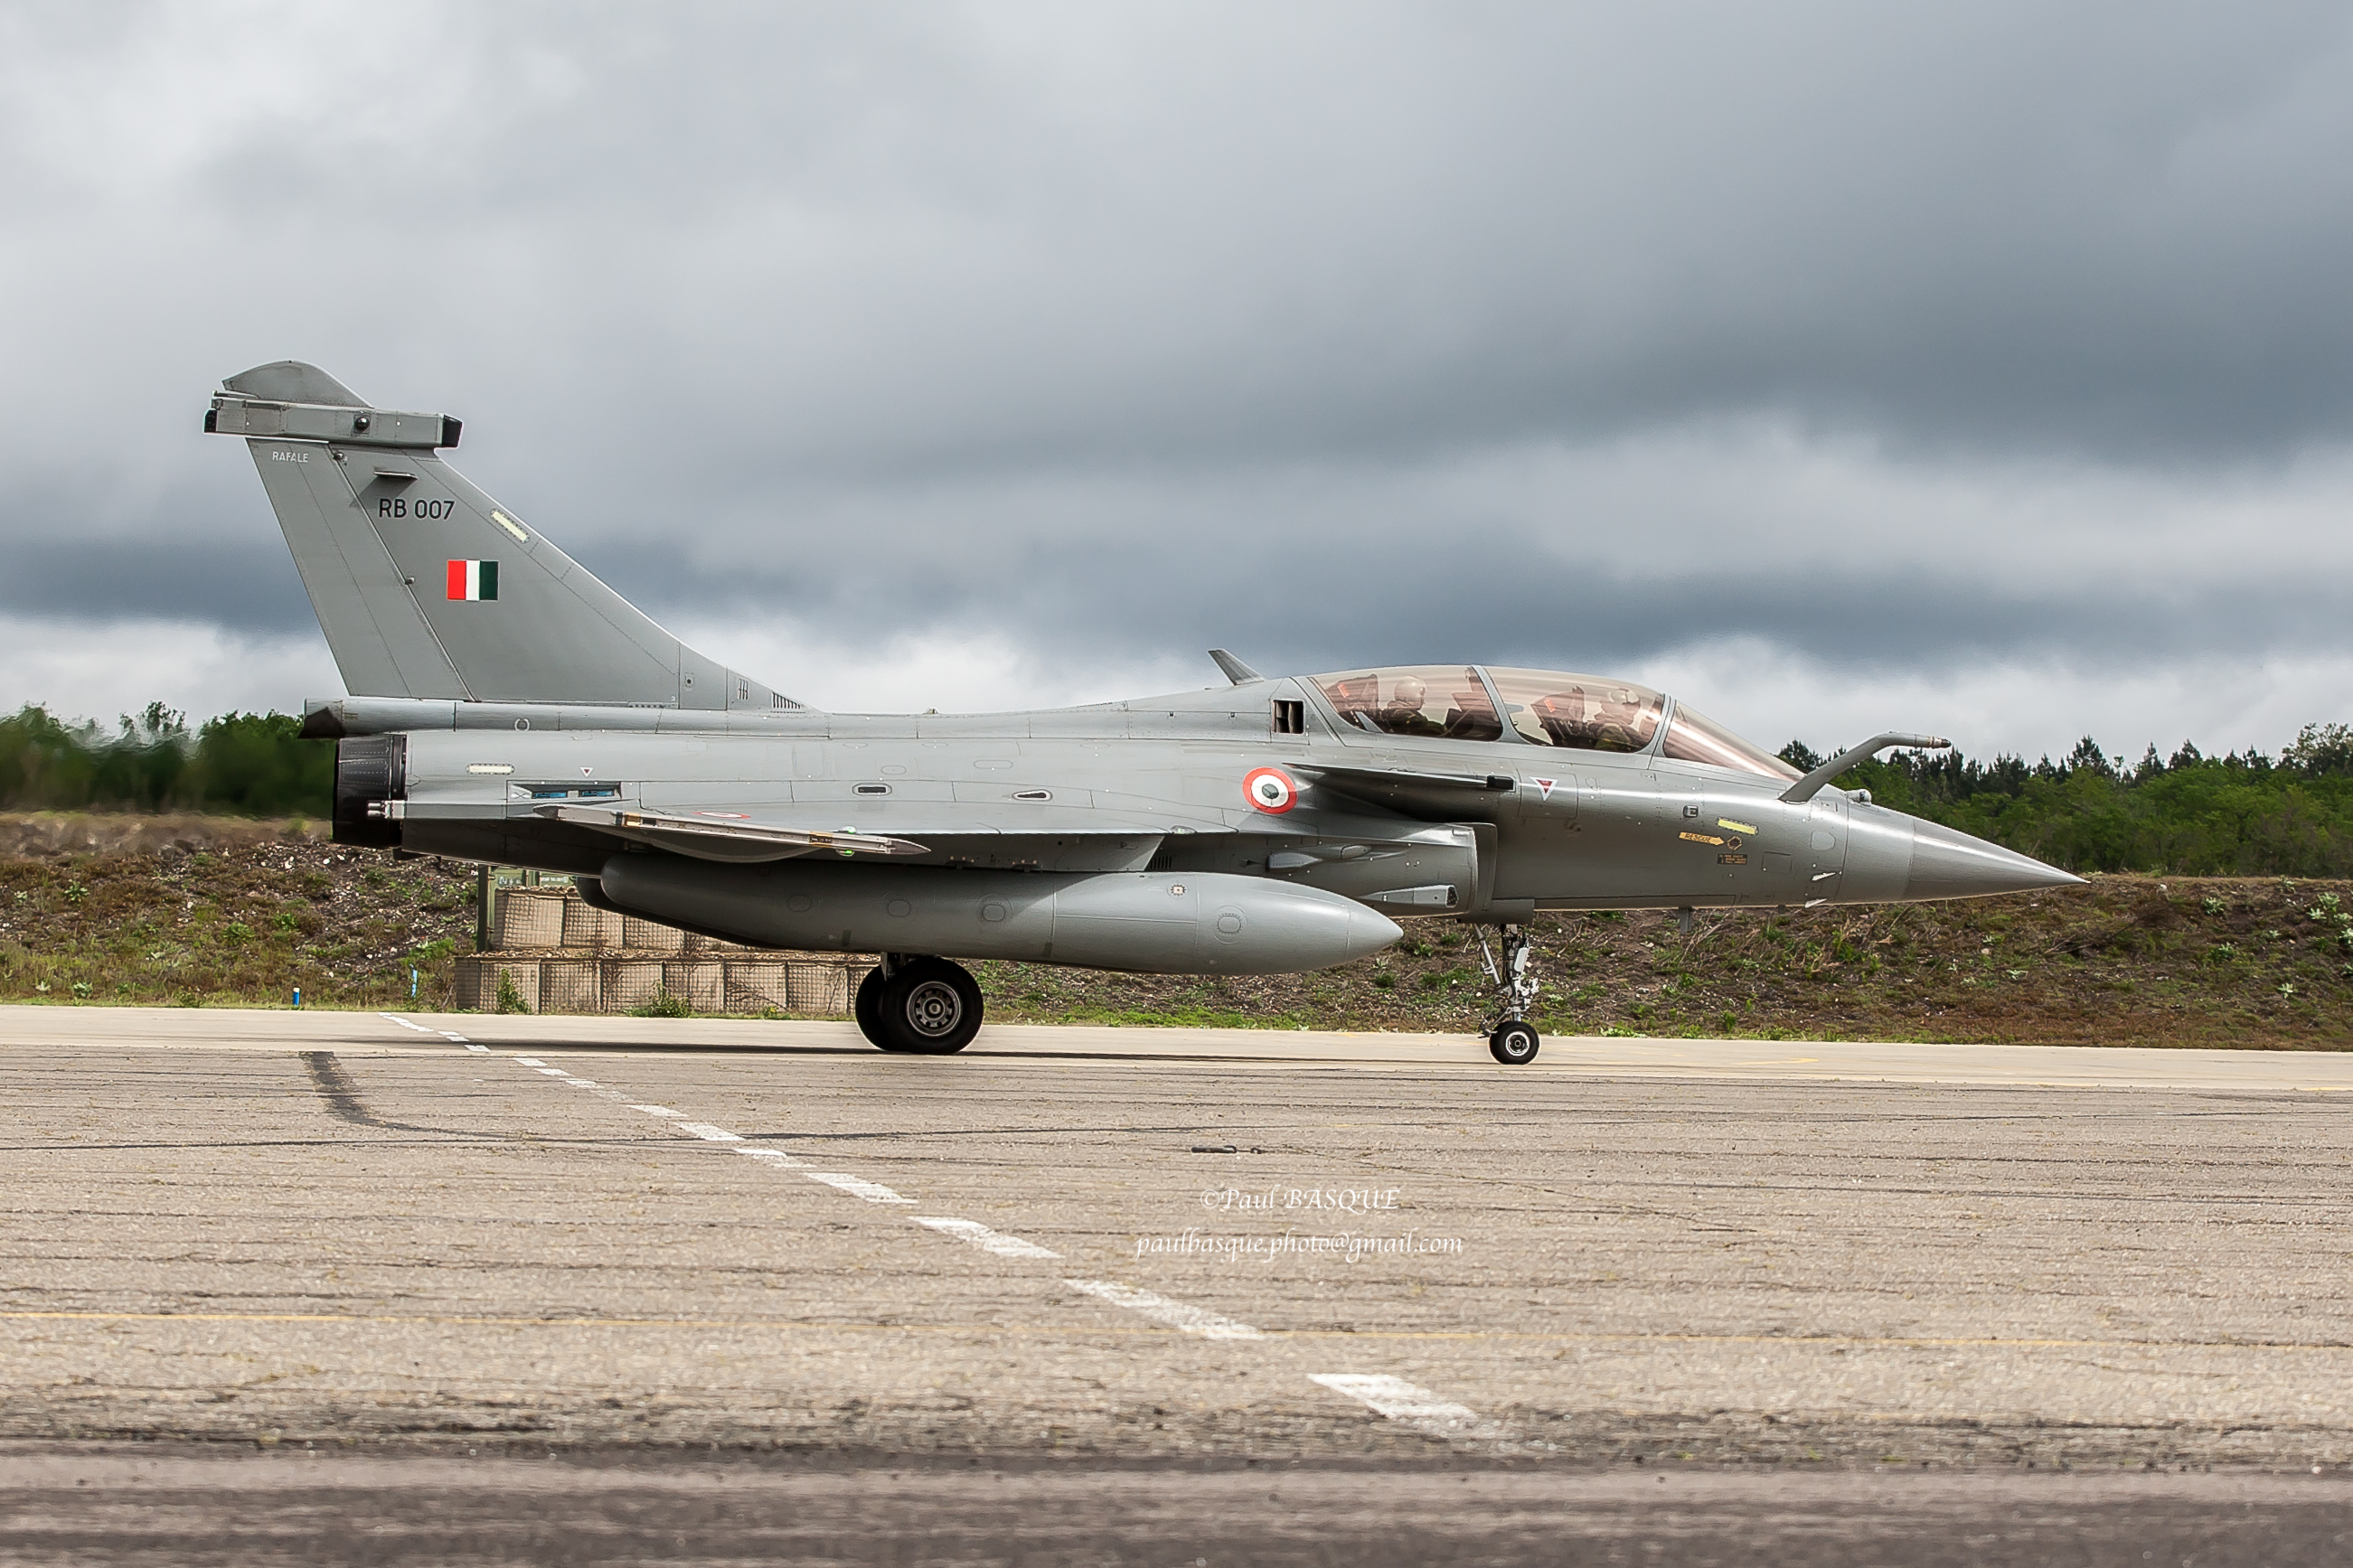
[1478,924,1542,1064]
[855,954,984,1055]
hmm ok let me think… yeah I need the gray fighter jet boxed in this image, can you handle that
[206,361,2081,1064]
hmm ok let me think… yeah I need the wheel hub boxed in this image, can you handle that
[903,979,965,1038]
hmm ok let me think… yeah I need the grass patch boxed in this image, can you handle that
[626,987,692,1019]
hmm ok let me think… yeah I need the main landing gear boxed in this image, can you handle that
[1478,924,1541,1065]
[855,954,984,1055]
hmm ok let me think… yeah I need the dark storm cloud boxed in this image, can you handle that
[385,0,2353,468]
[3,1,2352,738]
[580,490,2330,679]
[0,538,309,632]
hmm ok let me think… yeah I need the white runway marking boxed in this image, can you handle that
[362,1018,926,1218]
[804,1172,916,1205]
[1063,1279,1264,1340]
[378,1012,480,1049]
[1308,1374,1506,1439]
[354,1013,1497,1416]
[912,1216,1061,1260]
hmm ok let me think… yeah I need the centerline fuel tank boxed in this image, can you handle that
[596,857,1403,975]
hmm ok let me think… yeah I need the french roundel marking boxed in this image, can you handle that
[1244,766,1299,814]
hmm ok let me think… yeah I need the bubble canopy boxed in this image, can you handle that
[1310,666,1798,783]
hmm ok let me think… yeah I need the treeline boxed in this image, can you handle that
[1787,725,2353,877]
[0,704,331,818]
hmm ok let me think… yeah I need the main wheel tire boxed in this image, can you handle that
[877,957,984,1055]
[1488,1019,1539,1065]
[854,966,902,1051]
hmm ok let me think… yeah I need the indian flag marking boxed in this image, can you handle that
[446,559,498,601]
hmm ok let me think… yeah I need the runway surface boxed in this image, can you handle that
[3,1005,2349,1561]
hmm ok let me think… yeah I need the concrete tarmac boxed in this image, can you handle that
[3,1005,2350,1562]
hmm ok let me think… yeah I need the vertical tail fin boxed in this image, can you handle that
[207,361,801,712]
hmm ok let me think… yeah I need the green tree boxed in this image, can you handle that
[184,712,333,816]
[0,703,331,817]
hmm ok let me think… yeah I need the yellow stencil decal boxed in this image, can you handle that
[1678,831,1725,846]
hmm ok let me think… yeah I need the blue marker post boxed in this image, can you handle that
[411,968,419,1000]
[292,987,303,1009]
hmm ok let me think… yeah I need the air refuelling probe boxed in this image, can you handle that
[207,361,2083,1064]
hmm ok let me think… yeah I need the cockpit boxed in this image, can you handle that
[1309,666,1799,783]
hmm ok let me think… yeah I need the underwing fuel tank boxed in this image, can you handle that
[596,857,1404,975]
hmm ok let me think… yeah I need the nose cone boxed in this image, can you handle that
[1906,820,2085,900]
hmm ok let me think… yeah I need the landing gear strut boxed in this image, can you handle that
[1478,924,1541,1065]
[855,954,984,1055]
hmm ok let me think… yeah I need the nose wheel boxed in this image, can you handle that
[1488,1019,1539,1065]
[1478,924,1542,1065]
[855,955,984,1055]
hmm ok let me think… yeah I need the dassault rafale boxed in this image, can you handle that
[206,361,2081,1064]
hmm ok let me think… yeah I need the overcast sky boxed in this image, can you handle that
[4,2,2350,763]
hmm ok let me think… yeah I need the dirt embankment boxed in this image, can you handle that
[982,873,2353,1048]
[0,814,475,1009]
[1,813,2347,1047]
[0,812,328,859]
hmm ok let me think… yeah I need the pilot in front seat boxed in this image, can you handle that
[1379,677,1448,737]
